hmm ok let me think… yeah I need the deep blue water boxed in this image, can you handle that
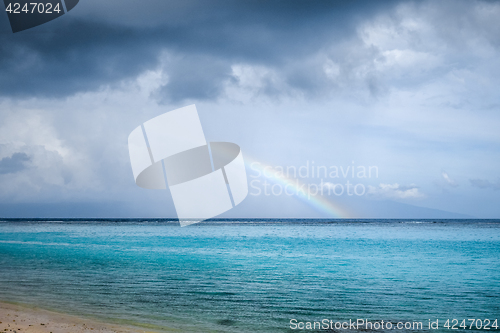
[0,219,499,332]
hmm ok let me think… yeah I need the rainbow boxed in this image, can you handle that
[244,155,350,218]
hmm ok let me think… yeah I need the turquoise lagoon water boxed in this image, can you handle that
[0,219,499,332]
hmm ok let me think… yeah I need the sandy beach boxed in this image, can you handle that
[0,302,159,333]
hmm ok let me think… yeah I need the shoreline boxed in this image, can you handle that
[0,301,168,333]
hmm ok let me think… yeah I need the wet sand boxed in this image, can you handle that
[0,302,161,333]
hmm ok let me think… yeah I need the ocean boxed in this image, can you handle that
[0,219,499,332]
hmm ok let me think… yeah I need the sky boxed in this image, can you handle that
[0,0,499,219]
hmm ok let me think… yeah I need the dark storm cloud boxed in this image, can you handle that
[0,19,161,97]
[0,0,398,101]
[0,152,30,174]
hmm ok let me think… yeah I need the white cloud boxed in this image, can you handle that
[367,183,424,199]
[0,109,69,156]
[224,64,286,103]
[0,80,169,202]
[441,171,459,188]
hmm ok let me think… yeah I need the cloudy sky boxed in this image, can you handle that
[0,0,499,218]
